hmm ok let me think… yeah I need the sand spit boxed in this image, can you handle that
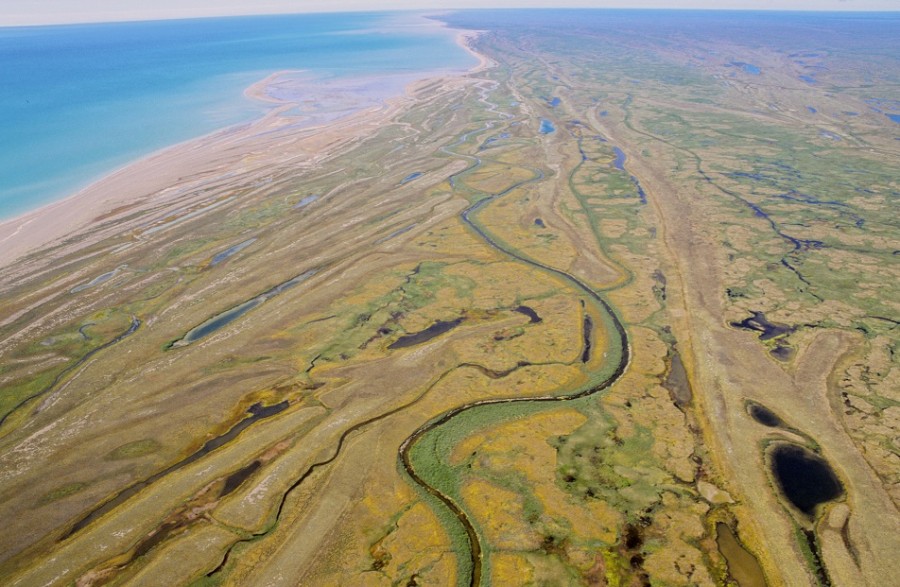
[0,29,486,275]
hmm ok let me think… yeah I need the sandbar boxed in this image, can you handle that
[0,25,485,273]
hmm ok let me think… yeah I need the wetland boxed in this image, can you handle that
[0,8,897,587]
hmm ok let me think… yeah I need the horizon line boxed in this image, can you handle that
[3,6,899,28]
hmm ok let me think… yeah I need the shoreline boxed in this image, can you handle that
[0,18,487,270]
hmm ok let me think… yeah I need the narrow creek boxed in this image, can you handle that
[611,146,648,204]
[0,316,141,430]
[61,401,290,539]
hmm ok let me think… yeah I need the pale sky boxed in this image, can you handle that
[3,0,897,26]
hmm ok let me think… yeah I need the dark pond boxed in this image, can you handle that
[534,218,545,228]
[220,460,262,497]
[730,311,793,341]
[770,344,794,362]
[389,317,464,349]
[514,305,542,323]
[771,444,843,516]
[581,314,593,363]
[748,403,782,427]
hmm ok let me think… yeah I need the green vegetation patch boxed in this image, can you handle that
[38,482,91,506]
[317,261,476,361]
[106,438,162,460]
[552,405,669,517]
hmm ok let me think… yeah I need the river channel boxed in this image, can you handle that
[398,87,631,587]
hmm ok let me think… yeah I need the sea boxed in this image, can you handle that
[0,12,476,219]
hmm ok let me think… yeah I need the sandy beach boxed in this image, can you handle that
[0,25,486,273]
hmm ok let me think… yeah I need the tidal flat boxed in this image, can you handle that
[0,9,898,587]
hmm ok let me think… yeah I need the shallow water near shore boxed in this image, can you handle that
[0,12,476,219]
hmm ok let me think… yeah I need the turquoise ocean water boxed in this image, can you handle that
[0,12,475,219]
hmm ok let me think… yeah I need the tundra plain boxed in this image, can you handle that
[0,11,898,587]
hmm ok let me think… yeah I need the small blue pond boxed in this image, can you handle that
[539,119,556,134]
[294,195,318,209]
[612,147,626,170]
[401,172,423,184]
[731,61,761,75]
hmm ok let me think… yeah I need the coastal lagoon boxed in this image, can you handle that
[0,13,475,218]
